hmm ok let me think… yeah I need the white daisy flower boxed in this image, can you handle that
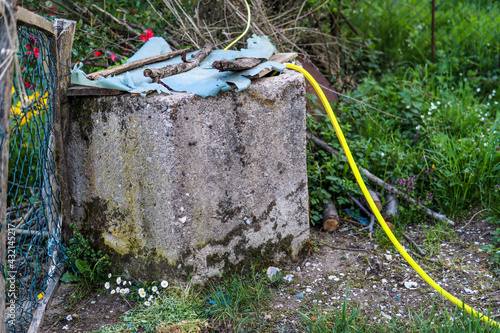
[152,286,158,292]
[161,280,169,288]
[144,301,151,307]
[108,273,112,279]
[116,287,120,293]
[116,277,122,285]
[104,282,110,289]
[111,290,116,294]
[122,281,127,286]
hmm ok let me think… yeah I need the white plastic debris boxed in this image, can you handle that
[381,312,392,321]
[404,281,418,289]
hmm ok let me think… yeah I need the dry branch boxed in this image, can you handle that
[86,49,186,80]
[212,57,262,72]
[403,232,426,256]
[322,198,339,232]
[143,43,213,83]
[307,133,455,224]
[90,4,140,37]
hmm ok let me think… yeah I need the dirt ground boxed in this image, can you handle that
[41,217,500,332]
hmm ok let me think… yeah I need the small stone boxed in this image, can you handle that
[62,325,69,330]
[266,266,281,281]
[305,262,311,267]
[66,315,73,321]
[179,216,187,223]
[384,254,393,261]
[72,314,79,320]
[264,314,272,320]
[295,292,304,298]
[283,274,294,282]
[90,301,96,304]
[296,267,301,272]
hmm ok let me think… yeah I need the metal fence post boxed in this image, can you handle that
[431,0,436,62]
[0,1,17,333]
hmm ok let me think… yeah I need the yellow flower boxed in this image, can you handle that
[432,164,435,169]
[458,139,461,142]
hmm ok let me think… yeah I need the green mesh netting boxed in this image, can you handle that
[6,26,62,333]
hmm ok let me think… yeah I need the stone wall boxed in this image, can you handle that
[66,69,309,283]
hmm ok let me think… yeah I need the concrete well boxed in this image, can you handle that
[66,69,309,283]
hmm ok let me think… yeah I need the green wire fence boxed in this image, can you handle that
[6,25,62,333]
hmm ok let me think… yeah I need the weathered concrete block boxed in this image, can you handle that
[66,69,309,283]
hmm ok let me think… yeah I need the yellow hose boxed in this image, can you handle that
[224,0,251,50]
[286,63,499,328]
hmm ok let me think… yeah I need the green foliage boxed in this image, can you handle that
[202,266,275,331]
[94,293,203,333]
[62,224,111,288]
[297,287,361,332]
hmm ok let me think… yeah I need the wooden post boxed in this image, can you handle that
[0,2,17,332]
[431,0,436,62]
[53,18,76,245]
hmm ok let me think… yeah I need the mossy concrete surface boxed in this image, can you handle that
[66,69,309,283]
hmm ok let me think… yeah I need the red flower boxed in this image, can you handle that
[140,29,153,42]
[33,47,39,58]
[130,11,136,15]
[111,54,116,62]
[26,44,30,50]
[94,51,102,57]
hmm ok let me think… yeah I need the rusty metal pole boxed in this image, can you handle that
[431,0,436,62]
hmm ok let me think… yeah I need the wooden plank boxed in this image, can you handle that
[67,85,125,96]
[15,6,55,36]
[0,2,17,333]
[27,249,62,333]
[52,19,76,245]
[246,52,298,79]
[86,49,186,80]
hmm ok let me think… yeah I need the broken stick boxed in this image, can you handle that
[360,188,383,213]
[86,49,186,80]
[212,57,262,72]
[144,43,213,83]
[307,133,455,224]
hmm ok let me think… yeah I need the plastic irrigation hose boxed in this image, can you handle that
[286,62,499,328]
[224,0,251,50]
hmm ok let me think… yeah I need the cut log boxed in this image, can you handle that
[322,198,339,232]
[143,43,213,83]
[360,188,382,213]
[212,57,262,72]
[383,193,399,221]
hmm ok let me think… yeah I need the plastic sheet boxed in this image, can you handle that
[71,35,285,98]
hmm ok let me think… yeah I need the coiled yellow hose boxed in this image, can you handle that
[286,62,499,328]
